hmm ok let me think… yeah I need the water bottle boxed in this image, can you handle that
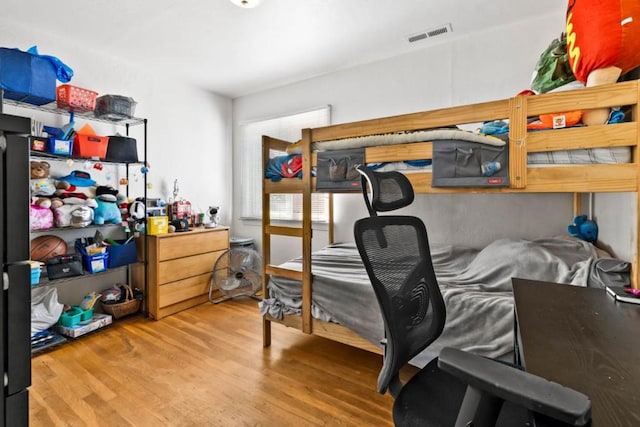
[481,161,501,177]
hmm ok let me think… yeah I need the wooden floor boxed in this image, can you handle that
[30,299,412,426]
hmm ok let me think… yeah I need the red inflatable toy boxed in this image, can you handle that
[566,0,640,124]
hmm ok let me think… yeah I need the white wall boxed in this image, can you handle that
[0,18,233,224]
[232,12,632,264]
[1,19,233,304]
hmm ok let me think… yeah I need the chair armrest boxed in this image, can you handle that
[438,347,591,426]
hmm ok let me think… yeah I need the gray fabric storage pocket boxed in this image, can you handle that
[317,148,365,191]
[432,139,509,187]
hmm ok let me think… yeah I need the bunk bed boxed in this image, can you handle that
[260,80,640,358]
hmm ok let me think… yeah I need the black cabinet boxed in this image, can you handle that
[1,116,32,427]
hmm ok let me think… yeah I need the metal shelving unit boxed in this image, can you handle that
[1,92,149,353]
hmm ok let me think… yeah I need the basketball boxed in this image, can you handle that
[30,235,68,263]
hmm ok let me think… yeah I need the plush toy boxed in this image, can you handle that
[566,0,640,124]
[30,161,69,209]
[55,184,98,207]
[93,186,122,225]
[52,204,94,228]
[568,215,598,243]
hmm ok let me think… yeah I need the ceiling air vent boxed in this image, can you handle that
[408,23,453,43]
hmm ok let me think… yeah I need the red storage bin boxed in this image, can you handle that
[73,134,108,159]
[56,84,98,112]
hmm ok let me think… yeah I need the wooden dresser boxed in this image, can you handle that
[142,226,229,320]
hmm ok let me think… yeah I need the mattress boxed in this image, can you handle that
[285,126,631,167]
[286,128,505,155]
[260,238,629,367]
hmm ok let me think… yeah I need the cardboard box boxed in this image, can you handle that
[147,216,168,235]
[57,313,112,338]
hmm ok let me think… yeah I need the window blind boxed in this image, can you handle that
[238,106,331,221]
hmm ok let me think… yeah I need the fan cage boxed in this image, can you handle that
[209,246,262,304]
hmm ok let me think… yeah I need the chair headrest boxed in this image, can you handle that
[356,165,414,216]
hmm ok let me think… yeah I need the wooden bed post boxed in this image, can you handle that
[301,128,313,333]
[634,81,640,289]
[509,95,528,189]
[328,194,334,245]
[572,193,582,217]
[262,135,272,347]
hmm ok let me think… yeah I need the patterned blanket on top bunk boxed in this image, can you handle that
[259,237,629,367]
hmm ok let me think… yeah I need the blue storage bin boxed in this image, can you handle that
[48,137,73,156]
[84,252,108,274]
[30,267,41,285]
[0,48,56,105]
[106,240,138,269]
[74,242,109,274]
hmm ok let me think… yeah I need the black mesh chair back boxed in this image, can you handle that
[354,213,592,427]
[354,167,591,426]
[354,215,445,396]
[356,165,414,217]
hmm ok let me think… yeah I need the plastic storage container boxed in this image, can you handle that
[94,95,137,120]
[56,84,98,112]
[74,242,109,274]
[59,306,83,327]
[78,307,94,321]
[84,252,108,274]
[48,137,73,156]
[30,267,41,285]
[106,240,138,269]
[73,134,108,159]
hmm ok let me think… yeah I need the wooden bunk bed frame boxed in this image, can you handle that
[261,80,640,353]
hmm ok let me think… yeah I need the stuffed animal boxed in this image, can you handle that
[55,184,98,207]
[52,204,94,228]
[30,161,69,209]
[568,215,598,243]
[93,186,122,225]
[566,0,640,124]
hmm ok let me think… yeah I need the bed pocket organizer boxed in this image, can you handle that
[316,148,365,190]
[432,139,509,187]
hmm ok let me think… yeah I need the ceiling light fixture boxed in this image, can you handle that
[230,0,263,8]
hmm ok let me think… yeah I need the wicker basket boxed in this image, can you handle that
[101,285,141,319]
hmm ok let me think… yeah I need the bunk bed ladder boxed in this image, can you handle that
[261,132,316,348]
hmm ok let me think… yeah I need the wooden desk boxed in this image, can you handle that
[512,278,640,426]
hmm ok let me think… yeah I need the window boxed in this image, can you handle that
[238,106,331,222]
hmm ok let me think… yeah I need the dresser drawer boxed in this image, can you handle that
[157,250,224,284]
[159,272,211,308]
[158,228,229,261]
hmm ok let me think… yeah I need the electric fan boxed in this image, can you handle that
[209,246,262,304]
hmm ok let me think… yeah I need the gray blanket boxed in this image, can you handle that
[260,237,623,367]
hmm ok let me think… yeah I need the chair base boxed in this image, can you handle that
[393,358,531,427]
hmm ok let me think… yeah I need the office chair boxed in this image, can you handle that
[353,166,591,427]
